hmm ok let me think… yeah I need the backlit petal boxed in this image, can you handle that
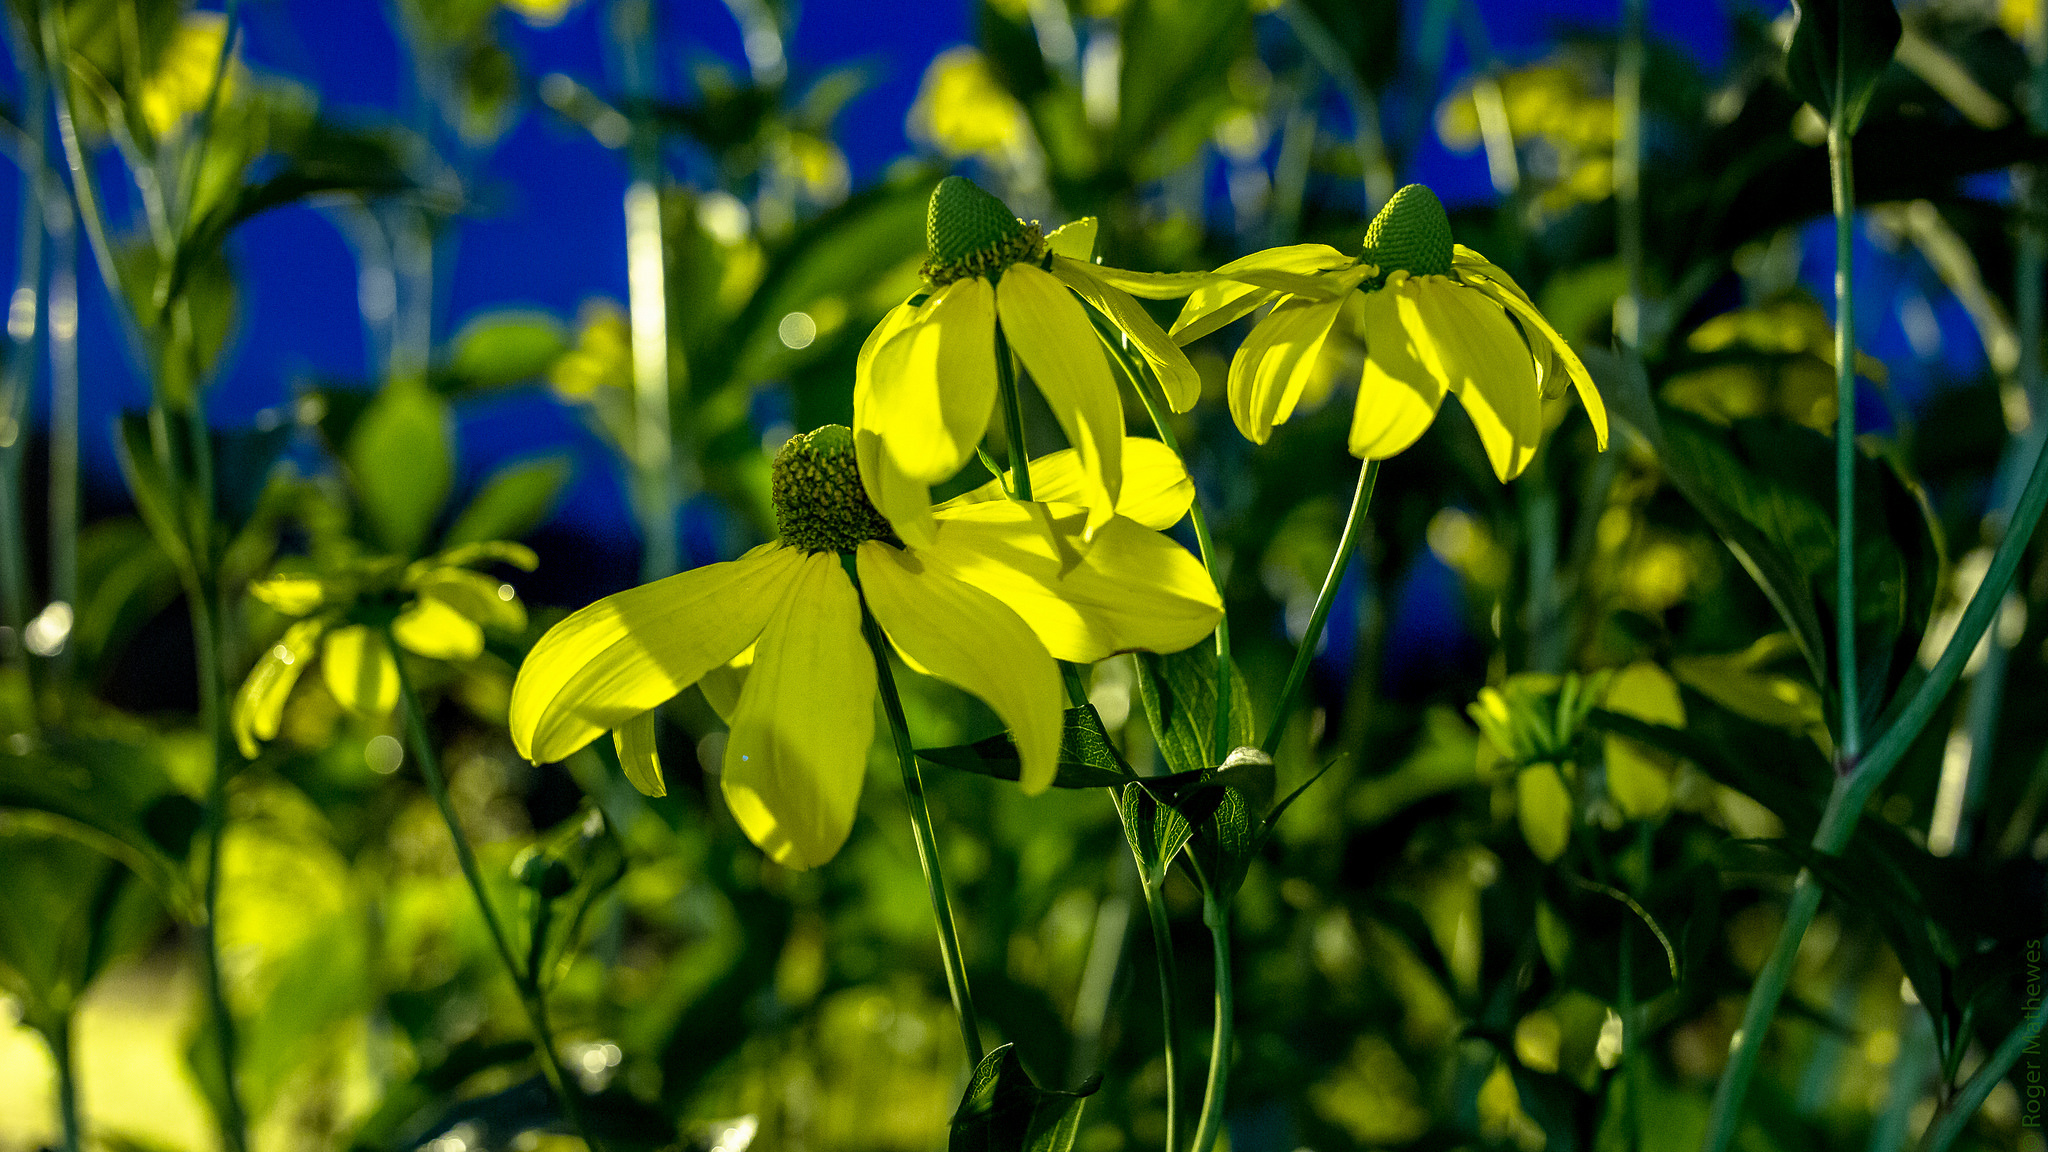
[854,421,938,549]
[697,644,755,723]
[1051,256,1202,412]
[613,708,666,798]
[996,262,1123,538]
[249,574,327,617]
[322,624,399,720]
[935,437,1193,530]
[1228,291,1350,444]
[858,541,1061,794]
[393,595,485,661]
[865,277,1000,482]
[1085,267,1211,300]
[231,618,324,758]
[411,567,526,633]
[721,554,874,870]
[1352,280,1449,460]
[1170,244,1352,344]
[1460,269,1608,449]
[1401,278,1541,481]
[1045,217,1097,260]
[510,543,802,763]
[918,502,1221,663]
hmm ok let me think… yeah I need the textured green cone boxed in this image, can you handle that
[923,176,1044,285]
[1363,184,1453,278]
[772,425,897,554]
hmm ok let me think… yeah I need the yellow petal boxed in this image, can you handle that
[1605,662,1685,727]
[321,624,399,720]
[249,574,327,617]
[1086,266,1213,300]
[409,566,527,633]
[865,277,1000,482]
[1170,243,1353,344]
[855,298,921,384]
[917,501,1222,664]
[231,618,325,758]
[858,541,1062,793]
[393,595,485,661]
[510,542,802,763]
[854,421,938,549]
[1229,290,1350,444]
[1604,736,1672,820]
[417,541,539,574]
[1045,217,1098,260]
[1460,269,1609,449]
[936,436,1193,531]
[697,644,755,724]
[613,708,667,798]
[1352,281,1449,461]
[721,554,874,870]
[1517,764,1572,863]
[1051,256,1203,412]
[996,262,1123,539]
[1399,277,1541,481]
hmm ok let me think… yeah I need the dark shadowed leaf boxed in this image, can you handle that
[918,706,1131,789]
[1785,0,1902,134]
[443,456,573,548]
[949,1043,1099,1152]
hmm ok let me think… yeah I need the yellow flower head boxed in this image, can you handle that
[854,176,1208,548]
[1177,184,1609,482]
[508,425,1221,871]
[232,542,536,758]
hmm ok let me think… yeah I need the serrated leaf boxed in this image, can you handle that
[1785,0,1902,135]
[347,383,453,558]
[919,706,1131,789]
[949,1043,1099,1152]
[442,456,571,548]
[1135,647,1252,776]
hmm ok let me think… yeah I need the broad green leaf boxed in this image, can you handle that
[347,383,453,557]
[442,456,572,548]
[1135,646,1252,776]
[1785,0,1902,134]
[0,734,201,918]
[444,310,569,391]
[949,1043,1099,1152]
[918,706,1132,789]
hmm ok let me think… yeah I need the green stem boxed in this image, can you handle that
[995,323,1032,501]
[1189,898,1233,1152]
[1261,458,1379,754]
[1143,876,1183,1152]
[388,636,603,1150]
[1615,0,1646,351]
[1830,115,1862,770]
[849,557,985,1066]
[48,1013,81,1152]
[1111,326,1234,760]
[1918,973,2048,1152]
[0,38,45,667]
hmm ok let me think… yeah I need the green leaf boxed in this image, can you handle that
[949,1043,1099,1152]
[347,383,453,558]
[1116,769,1206,883]
[1135,647,1252,776]
[0,834,161,1026]
[1785,0,1902,134]
[442,455,572,548]
[918,706,1132,789]
[0,734,200,922]
[113,414,197,575]
[443,310,569,391]
[514,806,626,991]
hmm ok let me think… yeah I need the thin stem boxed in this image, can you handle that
[388,635,603,1149]
[849,557,985,1066]
[1142,876,1184,1151]
[0,36,46,665]
[1830,116,1862,769]
[46,193,78,688]
[995,322,1032,501]
[1918,979,2048,1152]
[1701,857,1827,1151]
[1261,458,1379,755]
[1189,898,1234,1152]
[1615,0,1646,351]
[188,555,248,1152]
[49,1013,81,1152]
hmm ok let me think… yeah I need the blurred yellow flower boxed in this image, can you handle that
[910,47,1033,161]
[508,426,1219,870]
[232,542,535,758]
[139,13,241,139]
[1177,184,1607,481]
[1662,294,1883,432]
[854,176,1205,545]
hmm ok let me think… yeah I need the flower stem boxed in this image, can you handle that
[995,324,1033,501]
[388,637,603,1150]
[48,1012,81,1152]
[1142,876,1184,1152]
[1919,980,2048,1152]
[1261,458,1378,755]
[0,39,46,681]
[849,560,986,1066]
[1829,115,1862,772]
[1189,896,1234,1152]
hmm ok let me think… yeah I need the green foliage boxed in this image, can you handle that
[949,1043,1099,1152]
[920,705,1132,788]
[1784,0,1902,133]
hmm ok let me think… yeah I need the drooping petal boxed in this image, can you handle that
[322,624,399,720]
[935,437,1193,530]
[231,618,325,758]
[721,554,874,870]
[864,276,1001,482]
[1228,291,1351,444]
[613,708,667,798]
[996,261,1123,538]
[917,501,1221,664]
[858,541,1061,794]
[1086,266,1213,300]
[1400,278,1542,481]
[409,566,527,633]
[510,543,803,763]
[1352,279,1449,461]
[1169,243,1354,344]
[249,574,328,617]
[393,595,485,661]
[854,421,938,549]
[1459,269,1608,449]
[1051,256,1202,412]
[1045,217,1098,260]
[697,645,755,724]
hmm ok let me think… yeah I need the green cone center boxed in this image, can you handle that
[924,175,1045,286]
[772,425,897,554]
[1362,184,1454,278]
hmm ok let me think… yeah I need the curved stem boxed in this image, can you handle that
[1142,877,1184,1152]
[848,557,986,1066]
[388,638,603,1150]
[1189,898,1234,1152]
[1830,116,1862,770]
[995,323,1033,501]
[1261,458,1378,754]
